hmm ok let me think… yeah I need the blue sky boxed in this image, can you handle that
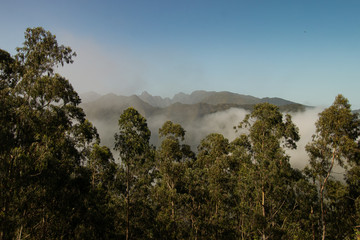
[1,0,360,108]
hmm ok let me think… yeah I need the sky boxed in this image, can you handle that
[1,0,360,108]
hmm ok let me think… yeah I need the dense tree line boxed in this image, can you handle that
[1,27,360,239]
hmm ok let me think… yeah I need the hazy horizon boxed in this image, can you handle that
[78,90,358,110]
[2,1,360,108]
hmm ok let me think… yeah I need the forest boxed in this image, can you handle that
[1,27,360,240]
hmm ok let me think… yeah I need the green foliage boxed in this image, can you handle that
[0,27,114,240]
[235,103,307,239]
[2,27,360,240]
[196,133,235,239]
[305,94,360,240]
[153,121,195,239]
[114,107,155,240]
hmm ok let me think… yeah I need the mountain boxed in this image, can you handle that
[260,97,297,106]
[138,90,298,107]
[153,102,245,123]
[199,91,259,105]
[81,94,158,149]
[80,91,102,103]
[82,93,157,121]
[80,91,307,150]
[139,91,171,108]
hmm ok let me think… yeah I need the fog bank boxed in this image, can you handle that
[91,106,331,170]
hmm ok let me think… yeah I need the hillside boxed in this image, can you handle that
[80,91,307,149]
[81,93,158,121]
[138,90,299,107]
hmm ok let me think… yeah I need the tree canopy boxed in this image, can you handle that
[1,27,360,240]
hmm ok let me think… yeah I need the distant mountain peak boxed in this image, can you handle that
[81,90,307,149]
[136,90,302,108]
[138,91,171,108]
[81,90,303,110]
[79,91,102,103]
[260,97,296,106]
[140,91,151,97]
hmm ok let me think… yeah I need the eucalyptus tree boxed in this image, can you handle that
[0,27,107,239]
[89,143,116,188]
[345,165,360,238]
[114,107,155,240]
[188,133,234,239]
[0,48,18,240]
[305,94,360,240]
[153,120,195,239]
[235,103,301,239]
[229,135,259,239]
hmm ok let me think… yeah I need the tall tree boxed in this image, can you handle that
[89,143,115,188]
[0,48,18,240]
[189,133,234,239]
[0,27,112,239]
[305,94,360,240]
[345,165,360,239]
[153,120,195,239]
[236,103,301,239]
[229,134,261,239]
[114,107,155,240]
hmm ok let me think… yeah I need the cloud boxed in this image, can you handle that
[181,107,323,170]
[85,97,346,173]
[184,108,250,148]
[287,107,347,176]
[56,32,147,95]
[164,106,325,170]
[286,108,322,169]
[147,108,250,151]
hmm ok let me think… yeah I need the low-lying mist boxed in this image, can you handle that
[91,106,329,170]
[286,107,321,169]
[147,108,250,149]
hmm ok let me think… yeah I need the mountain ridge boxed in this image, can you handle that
[137,90,299,107]
[79,91,307,149]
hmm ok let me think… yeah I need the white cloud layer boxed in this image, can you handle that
[90,102,349,175]
[286,108,322,169]
[185,107,323,170]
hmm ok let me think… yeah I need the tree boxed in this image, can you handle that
[189,133,234,239]
[235,103,301,239]
[0,27,112,239]
[114,107,155,240]
[227,135,256,239]
[89,143,115,188]
[305,94,360,240]
[0,48,18,240]
[345,165,360,239]
[153,120,195,239]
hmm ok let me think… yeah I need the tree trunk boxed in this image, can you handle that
[171,200,175,221]
[16,225,23,240]
[320,150,336,240]
[2,155,15,240]
[92,169,95,188]
[320,189,325,240]
[262,187,266,240]
[311,207,315,240]
[126,166,130,240]
[170,181,175,222]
